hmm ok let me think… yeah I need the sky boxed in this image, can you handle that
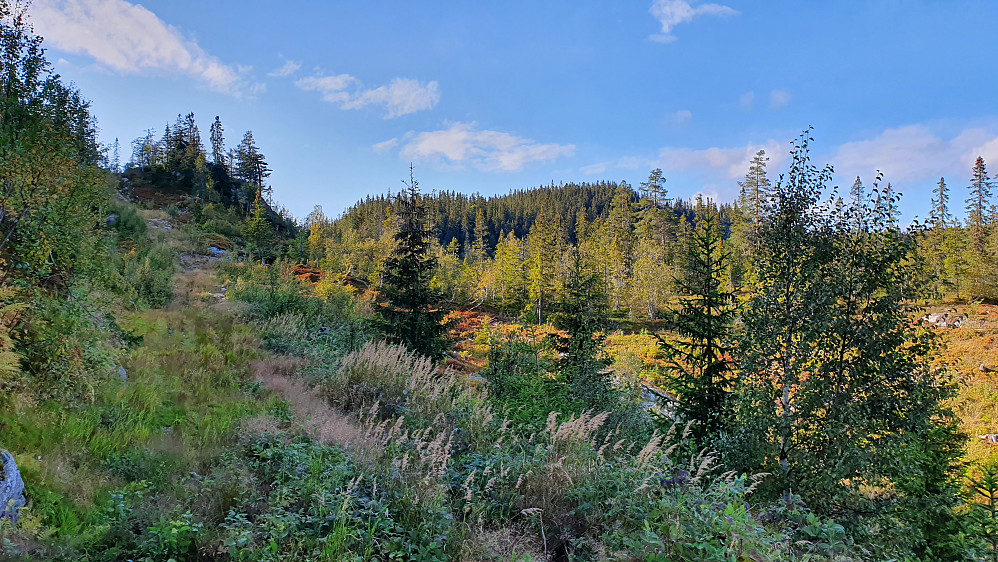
[25,0,998,223]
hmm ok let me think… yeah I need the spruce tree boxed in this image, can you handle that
[967,156,993,251]
[925,178,953,299]
[661,198,737,442]
[210,116,226,166]
[378,168,445,357]
[930,177,952,228]
[966,157,993,298]
[553,248,613,410]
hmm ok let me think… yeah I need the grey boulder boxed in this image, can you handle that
[0,450,26,524]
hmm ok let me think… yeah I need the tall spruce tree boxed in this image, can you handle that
[210,115,226,166]
[966,157,994,298]
[661,198,737,442]
[967,156,993,250]
[378,168,445,356]
[930,177,952,228]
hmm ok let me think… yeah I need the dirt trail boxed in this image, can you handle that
[249,357,379,465]
[159,217,379,465]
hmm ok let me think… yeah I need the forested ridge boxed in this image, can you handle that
[5,2,998,561]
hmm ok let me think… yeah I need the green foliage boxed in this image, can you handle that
[121,243,176,309]
[552,249,615,411]
[661,200,737,442]
[378,171,446,357]
[481,334,570,424]
[971,463,998,561]
[734,131,958,556]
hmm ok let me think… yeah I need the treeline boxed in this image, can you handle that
[308,158,741,321]
[122,112,301,260]
[923,157,998,301]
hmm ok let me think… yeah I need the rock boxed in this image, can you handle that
[208,247,226,257]
[0,450,27,524]
[924,313,945,324]
[118,366,127,382]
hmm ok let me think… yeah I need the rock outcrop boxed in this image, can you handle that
[0,450,26,524]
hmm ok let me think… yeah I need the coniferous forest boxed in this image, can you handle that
[5,2,998,561]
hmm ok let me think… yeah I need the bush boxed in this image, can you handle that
[122,243,176,308]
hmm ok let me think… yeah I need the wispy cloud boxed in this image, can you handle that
[581,162,609,175]
[30,0,260,96]
[667,109,693,124]
[296,73,439,118]
[343,78,440,119]
[648,0,737,43]
[295,73,357,103]
[268,59,301,77]
[371,138,399,154]
[769,89,791,109]
[830,124,998,185]
[658,140,788,181]
[739,91,755,109]
[398,122,575,172]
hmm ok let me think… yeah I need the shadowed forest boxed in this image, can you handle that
[5,3,998,561]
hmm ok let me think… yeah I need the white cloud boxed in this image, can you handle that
[769,89,791,109]
[739,91,755,109]
[648,0,737,43]
[30,0,259,96]
[658,140,788,181]
[343,78,440,119]
[399,122,575,172]
[296,73,439,118]
[295,73,357,103]
[581,162,609,175]
[830,125,997,185]
[372,138,399,154]
[668,109,692,124]
[268,59,301,77]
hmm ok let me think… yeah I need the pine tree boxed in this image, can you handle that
[737,150,771,235]
[378,168,445,357]
[730,150,771,288]
[235,130,271,189]
[639,168,667,208]
[661,198,737,441]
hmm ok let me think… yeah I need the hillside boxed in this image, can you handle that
[8,2,998,561]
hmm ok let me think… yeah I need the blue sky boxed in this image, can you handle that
[28,0,998,222]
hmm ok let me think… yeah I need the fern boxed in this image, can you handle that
[0,285,27,384]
